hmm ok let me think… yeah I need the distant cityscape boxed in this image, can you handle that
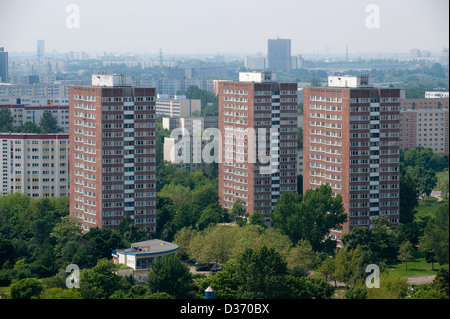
[0,31,448,303]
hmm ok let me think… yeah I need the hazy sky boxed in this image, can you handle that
[0,0,448,56]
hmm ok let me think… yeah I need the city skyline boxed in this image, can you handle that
[0,0,448,56]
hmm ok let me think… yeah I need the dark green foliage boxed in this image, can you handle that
[345,287,368,299]
[10,278,43,299]
[146,254,194,299]
[39,110,63,133]
[0,108,14,131]
[271,185,347,253]
[419,203,449,265]
[183,86,218,116]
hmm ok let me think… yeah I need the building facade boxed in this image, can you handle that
[69,74,156,232]
[1,133,69,197]
[112,239,179,283]
[425,91,449,99]
[163,116,218,172]
[267,38,291,72]
[399,98,449,155]
[0,104,70,132]
[218,72,298,222]
[303,75,400,240]
[156,95,201,118]
[0,47,8,83]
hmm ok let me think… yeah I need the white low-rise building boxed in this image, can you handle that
[112,239,179,283]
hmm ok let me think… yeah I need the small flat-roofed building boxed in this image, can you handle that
[112,239,179,283]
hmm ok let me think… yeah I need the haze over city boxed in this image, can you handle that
[1,0,448,56]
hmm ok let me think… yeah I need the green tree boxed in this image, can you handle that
[248,211,267,228]
[0,108,14,131]
[286,239,319,271]
[419,203,449,265]
[40,287,82,299]
[188,225,241,264]
[80,258,131,299]
[155,196,176,240]
[317,257,337,286]
[183,86,218,116]
[158,183,192,211]
[146,254,194,299]
[235,246,289,299]
[205,259,240,299]
[342,221,399,261]
[232,199,248,226]
[345,286,368,299]
[334,247,360,288]
[81,227,125,268]
[409,283,447,299]
[0,239,15,268]
[407,166,438,197]
[10,278,43,299]
[399,164,419,224]
[173,226,197,260]
[15,121,41,133]
[297,127,303,150]
[401,146,447,171]
[116,213,149,245]
[272,185,347,252]
[39,110,63,133]
[50,215,82,254]
[437,171,449,198]
[397,240,414,269]
[365,271,408,299]
[431,268,449,298]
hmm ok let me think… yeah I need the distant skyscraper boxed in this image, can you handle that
[69,74,156,232]
[37,40,45,61]
[303,75,400,241]
[0,47,8,83]
[267,38,291,72]
[218,71,298,223]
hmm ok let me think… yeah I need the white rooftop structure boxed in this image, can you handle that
[91,74,132,87]
[328,75,374,88]
[239,71,276,83]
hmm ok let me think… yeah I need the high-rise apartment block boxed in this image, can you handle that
[1,133,69,197]
[267,38,291,72]
[218,72,298,222]
[37,40,45,61]
[303,75,400,240]
[0,47,8,83]
[399,98,449,154]
[69,74,156,232]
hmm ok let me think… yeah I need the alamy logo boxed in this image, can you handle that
[365,4,380,29]
[65,4,80,29]
[65,264,80,288]
[365,264,380,288]
[168,120,281,173]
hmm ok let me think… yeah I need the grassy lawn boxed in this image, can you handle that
[0,286,10,298]
[435,170,448,190]
[414,196,448,222]
[387,252,444,278]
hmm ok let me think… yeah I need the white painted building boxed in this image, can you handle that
[1,133,69,197]
[425,91,449,99]
[112,239,179,283]
[156,95,201,117]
